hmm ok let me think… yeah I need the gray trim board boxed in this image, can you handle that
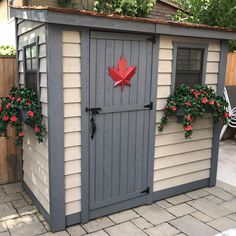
[10,8,236,40]
[153,178,210,201]
[46,24,65,231]
[23,181,50,223]
[65,213,81,227]
[209,40,229,187]
[147,35,159,204]
[80,29,90,223]
[171,42,209,94]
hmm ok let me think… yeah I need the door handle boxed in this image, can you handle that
[90,115,96,140]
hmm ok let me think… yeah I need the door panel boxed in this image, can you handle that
[89,31,154,216]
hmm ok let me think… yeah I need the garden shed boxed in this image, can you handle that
[10,6,236,232]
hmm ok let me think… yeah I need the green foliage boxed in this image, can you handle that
[173,0,236,51]
[158,84,229,139]
[94,0,156,17]
[0,87,47,145]
[0,45,16,56]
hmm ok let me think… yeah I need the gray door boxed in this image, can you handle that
[89,31,154,219]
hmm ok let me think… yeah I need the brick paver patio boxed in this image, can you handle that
[0,181,236,236]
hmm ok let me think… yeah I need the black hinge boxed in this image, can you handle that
[147,35,156,44]
[144,102,153,110]
[85,107,101,115]
[141,187,150,194]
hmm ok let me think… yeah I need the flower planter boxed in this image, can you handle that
[176,107,185,124]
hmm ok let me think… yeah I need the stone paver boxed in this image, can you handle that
[170,215,218,236]
[108,209,139,224]
[144,223,180,236]
[0,232,10,236]
[0,203,18,221]
[105,221,147,236]
[0,222,7,233]
[205,195,224,204]
[67,224,86,236]
[166,203,196,217]
[204,187,234,201]
[221,198,236,213]
[86,230,109,236]
[2,183,23,195]
[6,215,47,236]
[166,194,191,205]
[185,189,209,200]
[0,193,22,205]
[215,227,236,236]
[82,217,114,233]
[12,199,28,209]
[188,198,232,219]
[191,211,213,223]
[41,231,70,236]
[227,214,236,222]
[131,217,153,230]
[18,205,38,216]
[207,217,236,232]
[134,204,175,225]
[155,200,173,209]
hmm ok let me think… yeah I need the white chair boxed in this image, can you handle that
[220,87,236,140]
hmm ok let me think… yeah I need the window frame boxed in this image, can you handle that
[23,36,40,105]
[171,42,209,94]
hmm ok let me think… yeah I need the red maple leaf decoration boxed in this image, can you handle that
[108,55,136,92]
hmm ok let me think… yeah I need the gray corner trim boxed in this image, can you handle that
[80,29,90,224]
[10,8,236,40]
[171,42,209,94]
[146,35,159,204]
[153,178,209,201]
[46,24,65,231]
[23,181,50,223]
[65,213,81,227]
[15,18,19,87]
[209,40,229,187]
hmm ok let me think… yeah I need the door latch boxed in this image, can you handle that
[141,187,150,194]
[86,107,101,140]
[144,102,153,110]
[85,107,101,115]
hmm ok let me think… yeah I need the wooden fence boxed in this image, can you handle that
[0,56,19,184]
[225,52,236,86]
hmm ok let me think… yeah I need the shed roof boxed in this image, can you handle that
[10,6,236,40]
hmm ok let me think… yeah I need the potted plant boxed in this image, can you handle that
[0,87,47,145]
[158,84,230,139]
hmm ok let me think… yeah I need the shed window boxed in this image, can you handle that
[175,48,204,89]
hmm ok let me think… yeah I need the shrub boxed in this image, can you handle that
[0,45,16,56]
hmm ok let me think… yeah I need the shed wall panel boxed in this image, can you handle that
[62,31,82,216]
[18,21,49,213]
[154,36,221,192]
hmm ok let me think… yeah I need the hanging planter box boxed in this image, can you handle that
[176,107,185,124]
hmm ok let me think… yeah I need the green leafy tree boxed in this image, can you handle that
[94,0,156,17]
[0,45,16,56]
[173,0,236,51]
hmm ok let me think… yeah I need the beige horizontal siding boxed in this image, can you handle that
[18,22,49,213]
[154,36,221,192]
[63,31,82,216]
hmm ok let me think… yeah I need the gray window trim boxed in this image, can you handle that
[171,42,209,94]
[22,36,40,105]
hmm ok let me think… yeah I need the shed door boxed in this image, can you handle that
[88,31,154,219]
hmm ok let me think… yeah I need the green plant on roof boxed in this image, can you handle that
[0,46,16,56]
[94,0,156,17]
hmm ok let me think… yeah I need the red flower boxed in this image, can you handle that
[35,125,40,133]
[172,106,177,111]
[194,91,201,97]
[191,89,194,93]
[3,116,9,121]
[217,103,221,108]
[19,132,24,137]
[163,106,168,110]
[185,101,191,107]
[185,125,192,131]
[11,116,17,122]
[203,91,207,95]
[28,111,34,118]
[209,100,215,105]
[0,106,2,112]
[6,103,11,109]
[224,113,230,118]
[17,98,21,103]
[11,97,15,101]
[201,97,208,104]
[26,101,31,106]
[8,95,12,99]
[186,115,191,121]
